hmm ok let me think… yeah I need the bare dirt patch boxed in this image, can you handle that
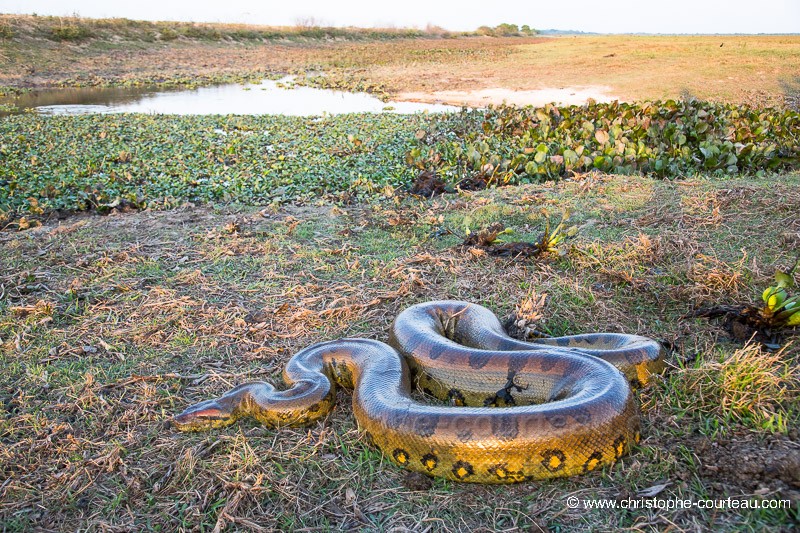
[398,85,619,107]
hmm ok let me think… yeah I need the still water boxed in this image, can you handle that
[3,77,458,116]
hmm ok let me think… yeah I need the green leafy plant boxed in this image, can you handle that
[694,258,800,346]
[459,211,577,259]
[413,100,800,185]
[535,209,578,256]
[760,260,800,327]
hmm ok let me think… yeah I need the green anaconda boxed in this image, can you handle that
[173,300,664,483]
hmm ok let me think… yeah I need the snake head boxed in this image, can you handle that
[172,399,237,432]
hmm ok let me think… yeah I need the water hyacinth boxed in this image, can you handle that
[0,113,432,217]
[2,100,799,220]
[414,100,800,182]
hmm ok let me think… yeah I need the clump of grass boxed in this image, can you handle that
[0,22,13,40]
[572,233,662,288]
[688,253,747,304]
[679,87,697,102]
[660,343,798,434]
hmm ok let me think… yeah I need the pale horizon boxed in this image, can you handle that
[2,0,799,35]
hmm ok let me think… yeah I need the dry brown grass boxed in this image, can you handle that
[1,174,799,531]
[688,253,748,305]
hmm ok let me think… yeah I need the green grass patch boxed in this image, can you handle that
[659,343,799,435]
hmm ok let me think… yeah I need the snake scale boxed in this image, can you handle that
[174,301,664,483]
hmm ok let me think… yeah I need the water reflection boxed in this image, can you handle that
[2,78,458,116]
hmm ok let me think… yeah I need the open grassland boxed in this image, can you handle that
[1,173,799,531]
[1,14,799,107]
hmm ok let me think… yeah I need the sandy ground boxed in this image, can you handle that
[397,85,620,107]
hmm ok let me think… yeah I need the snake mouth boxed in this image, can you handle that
[172,401,234,431]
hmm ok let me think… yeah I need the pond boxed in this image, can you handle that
[1,77,459,116]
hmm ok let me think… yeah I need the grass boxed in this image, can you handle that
[658,343,798,434]
[1,172,798,531]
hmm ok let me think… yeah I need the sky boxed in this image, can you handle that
[2,0,799,34]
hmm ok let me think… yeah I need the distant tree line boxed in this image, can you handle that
[476,23,538,37]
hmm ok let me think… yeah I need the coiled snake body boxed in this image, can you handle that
[174,301,663,483]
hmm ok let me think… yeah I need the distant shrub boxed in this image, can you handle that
[493,23,521,36]
[230,29,261,40]
[182,25,222,40]
[295,27,330,40]
[50,24,92,41]
[475,23,532,37]
[259,30,281,40]
[158,27,178,41]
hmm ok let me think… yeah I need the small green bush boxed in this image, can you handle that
[493,23,521,36]
[158,27,178,41]
[50,24,92,41]
[181,25,222,40]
